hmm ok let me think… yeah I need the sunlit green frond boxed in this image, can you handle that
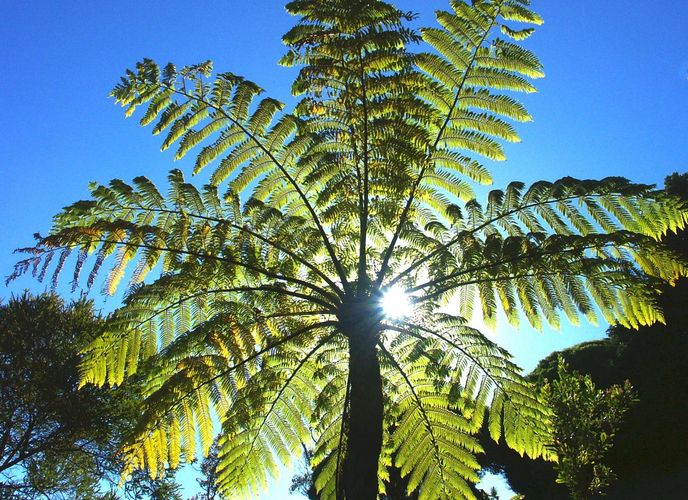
[379,314,552,498]
[216,328,338,498]
[381,338,483,499]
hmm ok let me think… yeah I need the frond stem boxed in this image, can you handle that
[377,341,448,494]
[121,287,336,334]
[414,270,608,305]
[389,192,614,287]
[357,48,371,293]
[160,320,339,413]
[383,322,510,395]
[40,236,340,305]
[244,331,339,468]
[112,203,344,297]
[168,85,352,292]
[407,239,624,301]
[375,5,502,288]
[383,321,544,434]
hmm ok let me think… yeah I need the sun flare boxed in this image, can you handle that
[381,286,413,320]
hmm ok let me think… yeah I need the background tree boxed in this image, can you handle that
[542,359,634,499]
[123,469,183,500]
[289,446,320,500]
[0,293,183,500]
[11,1,688,499]
[191,438,223,500]
[124,470,184,500]
[0,293,123,498]
[477,487,499,500]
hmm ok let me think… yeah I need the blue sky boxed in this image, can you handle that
[2,1,687,498]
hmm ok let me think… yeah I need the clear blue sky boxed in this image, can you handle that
[2,1,687,498]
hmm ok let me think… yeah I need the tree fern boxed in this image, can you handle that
[11,1,688,499]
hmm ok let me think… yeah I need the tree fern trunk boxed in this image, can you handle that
[341,319,384,500]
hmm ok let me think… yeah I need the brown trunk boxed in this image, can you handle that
[338,297,384,500]
[342,331,383,499]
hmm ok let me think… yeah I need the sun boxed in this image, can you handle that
[380,285,413,320]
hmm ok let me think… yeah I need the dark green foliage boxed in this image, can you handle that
[290,448,320,500]
[0,293,184,500]
[492,327,688,499]
[476,487,499,500]
[124,469,183,500]
[0,293,128,498]
[191,438,224,500]
[542,359,635,499]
